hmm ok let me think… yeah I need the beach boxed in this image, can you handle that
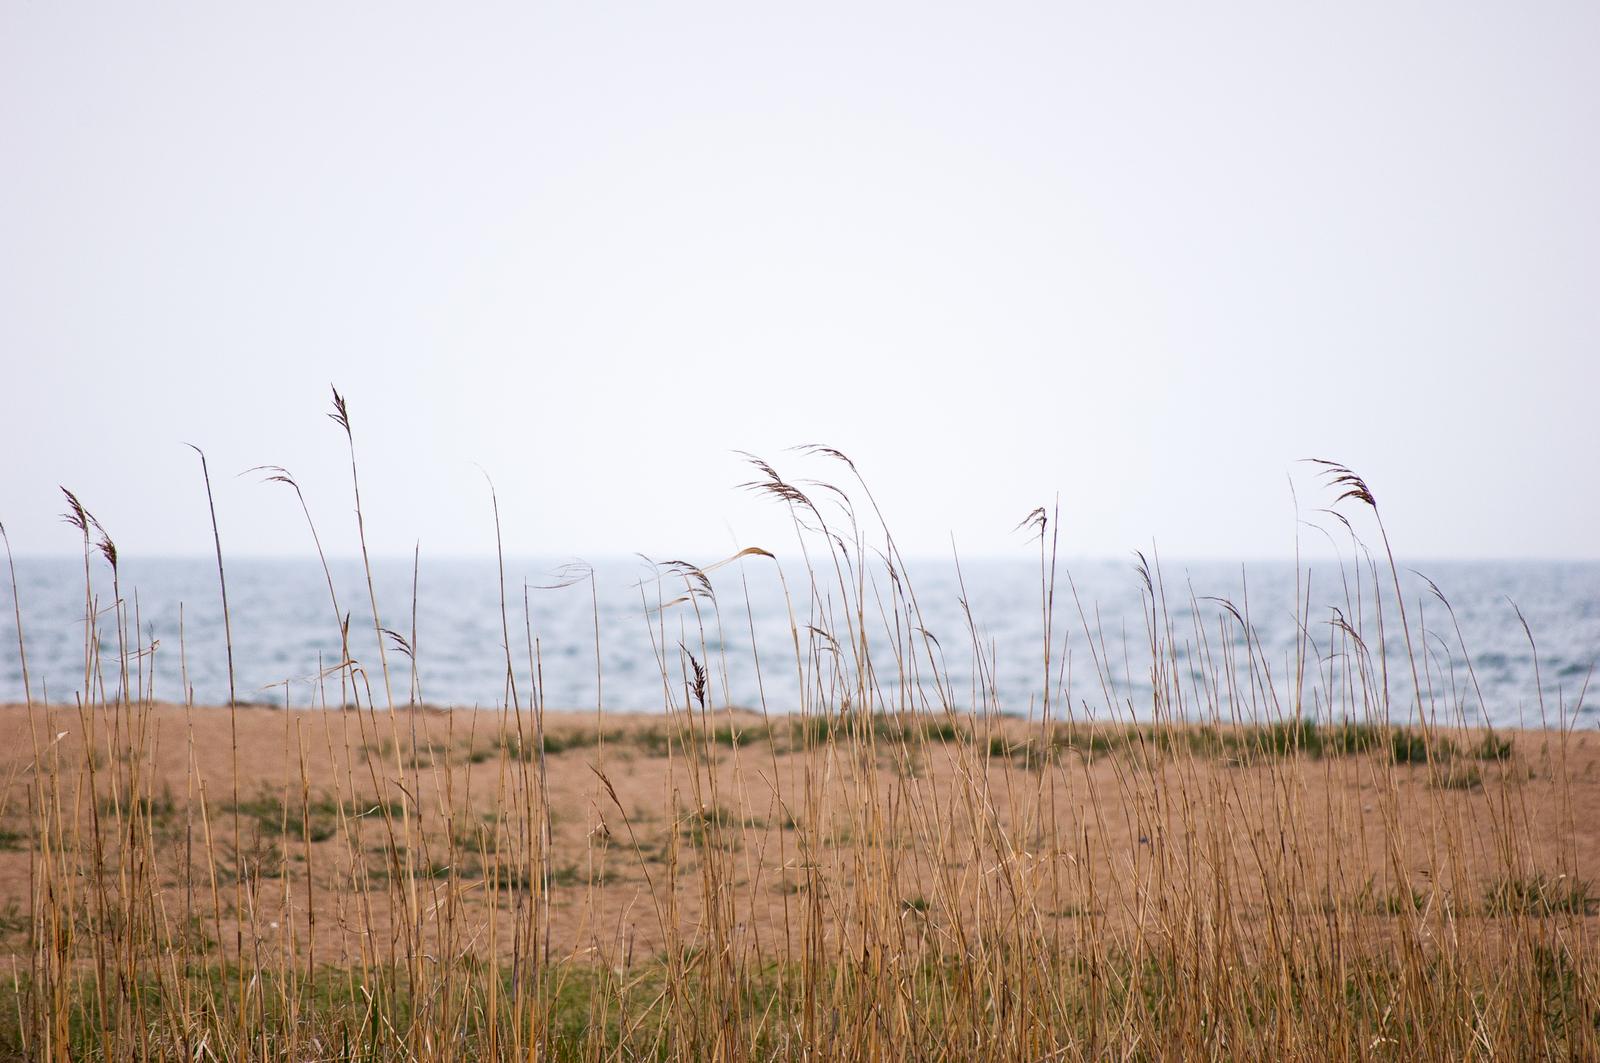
[5,700,1595,970]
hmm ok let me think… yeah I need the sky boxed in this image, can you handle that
[2,3,1596,563]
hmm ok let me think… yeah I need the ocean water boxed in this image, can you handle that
[3,556,1595,729]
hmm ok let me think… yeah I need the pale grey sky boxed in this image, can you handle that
[2,3,1596,561]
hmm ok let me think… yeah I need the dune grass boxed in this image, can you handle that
[0,396,1594,1061]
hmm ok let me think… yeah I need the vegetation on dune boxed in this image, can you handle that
[0,393,1593,1061]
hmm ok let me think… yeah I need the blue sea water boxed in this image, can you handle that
[2,556,1595,729]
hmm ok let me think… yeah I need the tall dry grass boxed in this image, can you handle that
[0,398,1594,1061]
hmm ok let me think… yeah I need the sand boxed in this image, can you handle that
[2,701,1597,972]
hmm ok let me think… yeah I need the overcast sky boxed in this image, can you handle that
[2,3,1595,563]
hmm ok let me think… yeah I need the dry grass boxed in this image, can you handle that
[0,410,1594,1061]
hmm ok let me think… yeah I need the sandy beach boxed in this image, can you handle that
[4,700,1596,971]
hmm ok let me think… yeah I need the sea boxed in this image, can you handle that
[3,556,1596,730]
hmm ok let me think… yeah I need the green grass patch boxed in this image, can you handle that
[1483,873,1597,916]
